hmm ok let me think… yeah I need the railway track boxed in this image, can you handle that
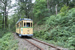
[13,32,68,50]
[24,37,64,50]
[25,39,44,50]
[32,38,63,50]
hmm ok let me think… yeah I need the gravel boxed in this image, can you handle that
[13,33,39,50]
[13,33,65,50]
[27,39,57,50]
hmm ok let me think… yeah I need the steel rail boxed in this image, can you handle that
[25,39,44,50]
[32,38,63,50]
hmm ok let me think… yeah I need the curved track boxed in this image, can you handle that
[14,32,68,50]
[25,39,44,50]
[32,38,63,50]
[24,37,64,50]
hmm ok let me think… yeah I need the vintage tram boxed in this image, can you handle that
[16,18,33,37]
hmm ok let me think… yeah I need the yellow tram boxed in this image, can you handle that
[16,18,33,37]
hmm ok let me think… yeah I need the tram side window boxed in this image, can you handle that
[20,21,23,27]
[22,21,23,27]
[20,22,21,27]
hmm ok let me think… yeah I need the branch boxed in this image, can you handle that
[0,0,4,4]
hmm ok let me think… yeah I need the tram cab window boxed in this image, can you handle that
[24,23,30,27]
[24,23,25,27]
[24,22,32,27]
[27,23,30,27]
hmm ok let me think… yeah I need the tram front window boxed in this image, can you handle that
[27,23,30,27]
[24,23,25,27]
[24,23,30,27]
[24,22,32,27]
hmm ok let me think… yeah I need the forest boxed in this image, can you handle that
[0,0,75,50]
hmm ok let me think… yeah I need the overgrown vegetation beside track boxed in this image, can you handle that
[0,32,18,50]
[34,7,75,49]
[0,29,9,38]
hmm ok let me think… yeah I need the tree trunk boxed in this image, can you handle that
[2,12,4,29]
[67,0,68,6]
[55,4,58,15]
[25,8,28,18]
[4,0,8,29]
[47,0,50,13]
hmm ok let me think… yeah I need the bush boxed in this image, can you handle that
[0,32,18,50]
[34,8,75,49]
[67,37,75,49]
[60,5,69,16]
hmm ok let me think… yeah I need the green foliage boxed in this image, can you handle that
[34,31,39,37]
[0,32,18,50]
[34,8,75,49]
[0,29,9,38]
[67,36,75,49]
[17,0,33,18]
[60,5,69,16]
[37,20,43,25]
[60,5,69,13]
[33,0,49,23]
[8,14,19,32]
[37,18,47,25]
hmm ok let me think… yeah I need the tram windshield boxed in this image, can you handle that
[24,22,32,27]
[27,23,30,27]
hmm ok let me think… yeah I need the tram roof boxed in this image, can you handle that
[16,18,32,24]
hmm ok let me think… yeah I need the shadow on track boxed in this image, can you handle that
[20,36,32,39]
[15,33,32,39]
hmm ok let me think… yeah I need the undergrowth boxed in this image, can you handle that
[0,32,18,50]
[0,29,9,38]
[34,7,75,50]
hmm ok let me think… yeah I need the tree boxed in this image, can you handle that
[0,0,11,29]
[0,13,2,29]
[33,0,49,22]
[16,0,33,18]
